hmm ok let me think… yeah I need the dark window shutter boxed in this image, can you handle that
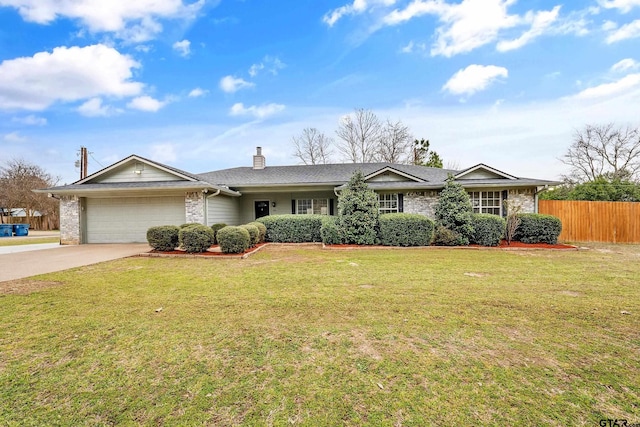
[398,193,404,213]
[329,199,334,215]
[291,200,296,214]
[501,190,508,217]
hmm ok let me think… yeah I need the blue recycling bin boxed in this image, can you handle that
[13,224,30,236]
[0,224,12,237]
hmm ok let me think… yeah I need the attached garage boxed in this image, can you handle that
[85,196,185,243]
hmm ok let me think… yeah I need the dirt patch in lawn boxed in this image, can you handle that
[0,279,64,295]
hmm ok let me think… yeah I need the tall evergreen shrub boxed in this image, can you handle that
[337,171,380,245]
[434,177,474,245]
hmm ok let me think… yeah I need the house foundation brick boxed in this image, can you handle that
[185,192,206,224]
[403,191,440,219]
[508,189,535,213]
[60,196,81,245]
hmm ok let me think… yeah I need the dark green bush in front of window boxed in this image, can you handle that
[514,214,563,244]
[248,221,267,243]
[257,214,324,242]
[434,177,474,245]
[146,225,180,251]
[179,224,215,253]
[240,224,260,247]
[378,213,434,247]
[217,226,251,254]
[210,223,227,244]
[337,171,380,245]
[320,216,343,245]
[470,214,506,246]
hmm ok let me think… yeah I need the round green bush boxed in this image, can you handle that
[180,223,199,229]
[146,225,180,251]
[248,221,267,243]
[210,223,227,244]
[320,216,343,245]
[240,224,260,247]
[178,224,215,253]
[378,213,434,246]
[217,226,251,254]
[470,214,506,246]
[514,213,562,244]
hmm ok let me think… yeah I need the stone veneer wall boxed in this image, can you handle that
[508,189,535,213]
[185,192,206,224]
[60,196,81,245]
[403,191,440,219]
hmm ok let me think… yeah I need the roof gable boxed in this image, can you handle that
[364,166,426,183]
[79,155,197,184]
[454,164,517,180]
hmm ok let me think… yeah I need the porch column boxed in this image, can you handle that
[60,196,81,245]
[185,192,206,224]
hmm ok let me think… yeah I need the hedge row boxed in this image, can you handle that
[257,214,324,243]
[513,213,563,244]
[378,213,434,247]
[470,214,506,247]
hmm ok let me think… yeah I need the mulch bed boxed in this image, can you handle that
[146,243,268,257]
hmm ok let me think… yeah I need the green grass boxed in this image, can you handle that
[0,237,59,246]
[1,245,639,426]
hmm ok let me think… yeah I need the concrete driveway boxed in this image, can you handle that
[0,244,150,282]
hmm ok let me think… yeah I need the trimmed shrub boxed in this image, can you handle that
[434,177,474,245]
[257,215,324,243]
[217,226,251,254]
[180,223,199,229]
[514,213,563,244]
[248,221,267,243]
[210,223,227,244]
[240,224,260,247]
[432,226,464,246]
[320,216,343,245]
[179,224,215,253]
[338,171,380,245]
[378,213,434,247]
[470,214,506,247]
[146,225,180,251]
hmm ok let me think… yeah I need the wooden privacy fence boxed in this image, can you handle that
[539,200,640,243]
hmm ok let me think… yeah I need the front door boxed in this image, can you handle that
[254,200,270,219]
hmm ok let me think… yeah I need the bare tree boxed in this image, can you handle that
[0,159,59,227]
[292,128,334,165]
[336,108,384,163]
[378,120,413,163]
[561,123,640,183]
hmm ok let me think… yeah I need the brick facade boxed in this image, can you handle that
[60,196,81,245]
[403,191,440,218]
[185,192,206,224]
[507,189,535,213]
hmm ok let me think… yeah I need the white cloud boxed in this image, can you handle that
[0,44,142,111]
[11,114,47,126]
[126,95,167,112]
[323,0,397,26]
[400,40,427,53]
[188,87,208,98]
[77,97,120,117]
[496,6,561,52]
[602,20,618,31]
[599,0,640,13]
[442,64,508,96]
[3,131,28,143]
[219,75,255,93]
[149,143,178,163]
[569,73,640,99]
[611,58,639,72]
[248,56,286,77]
[0,0,204,42]
[229,102,285,119]
[172,39,191,57]
[606,19,640,43]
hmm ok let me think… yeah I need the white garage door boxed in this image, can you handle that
[86,196,185,243]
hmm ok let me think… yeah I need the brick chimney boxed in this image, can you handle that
[253,146,266,169]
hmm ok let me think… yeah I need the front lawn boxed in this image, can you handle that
[0,236,59,247]
[1,245,638,425]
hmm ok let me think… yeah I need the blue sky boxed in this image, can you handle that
[1,0,639,184]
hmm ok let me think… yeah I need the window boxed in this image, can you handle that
[296,199,329,215]
[468,191,502,215]
[378,193,398,214]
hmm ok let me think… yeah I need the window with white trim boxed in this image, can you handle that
[296,199,329,215]
[378,193,398,214]
[468,191,501,215]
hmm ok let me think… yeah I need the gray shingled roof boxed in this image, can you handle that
[38,180,241,196]
[197,163,459,187]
